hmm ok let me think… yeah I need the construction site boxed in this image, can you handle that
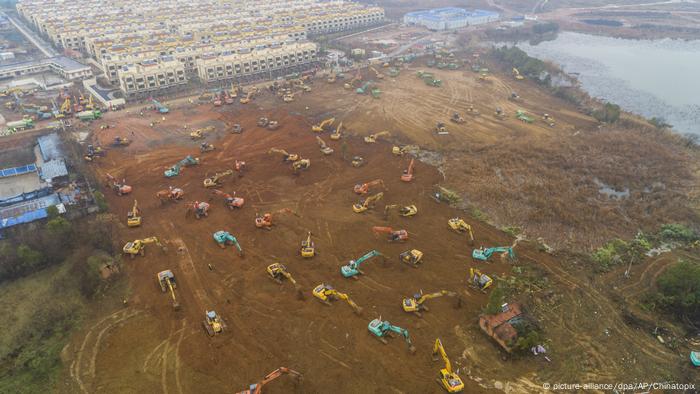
[49,44,699,393]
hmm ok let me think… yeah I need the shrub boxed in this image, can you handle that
[93,191,108,212]
[653,260,700,323]
[592,102,621,123]
[659,223,698,243]
[16,244,45,272]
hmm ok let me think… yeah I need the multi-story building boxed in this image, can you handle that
[404,7,499,31]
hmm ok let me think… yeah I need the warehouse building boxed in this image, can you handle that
[404,7,499,31]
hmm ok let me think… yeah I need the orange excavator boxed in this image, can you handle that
[353,179,385,195]
[372,226,409,242]
[185,201,210,219]
[211,190,244,209]
[156,187,184,203]
[236,367,302,394]
[255,208,295,230]
[401,158,415,182]
[105,174,132,196]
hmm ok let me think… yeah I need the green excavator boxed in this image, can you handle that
[164,155,199,177]
[213,230,243,256]
[368,317,416,353]
[472,246,514,261]
[340,250,384,279]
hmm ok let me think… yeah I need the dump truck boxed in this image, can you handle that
[76,110,102,121]
[6,118,35,132]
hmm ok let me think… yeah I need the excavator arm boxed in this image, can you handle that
[238,367,302,394]
[417,290,455,305]
[433,339,452,373]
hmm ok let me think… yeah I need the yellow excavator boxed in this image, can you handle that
[240,88,256,104]
[448,218,474,245]
[469,268,493,292]
[364,130,390,143]
[312,283,363,314]
[300,232,315,258]
[190,126,215,140]
[127,199,141,227]
[392,146,408,156]
[353,192,383,213]
[330,121,343,140]
[384,204,418,219]
[512,67,524,81]
[266,263,301,290]
[268,148,299,162]
[283,92,294,102]
[402,290,456,317]
[370,66,384,80]
[122,237,164,258]
[433,338,465,393]
[157,270,180,309]
[312,117,335,133]
[292,159,310,173]
[316,136,333,155]
[203,169,233,188]
[230,83,239,98]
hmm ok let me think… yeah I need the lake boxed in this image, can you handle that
[517,32,700,136]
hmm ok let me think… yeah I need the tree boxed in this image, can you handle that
[654,260,700,323]
[592,103,621,123]
[16,244,44,272]
[46,205,59,219]
[46,217,72,239]
[93,191,108,212]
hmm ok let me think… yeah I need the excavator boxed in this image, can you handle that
[329,121,343,140]
[255,208,295,230]
[400,249,423,268]
[112,136,131,147]
[316,136,333,155]
[542,113,556,127]
[212,230,243,256]
[312,117,334,133]
[368,318,416,353]
[494,107,506,120]
[392,145,408,156]
[267,120,280,130]
[292,159,310,173]
[200,142,215,153]
[203,310,226,336]
[266,263,300,289]
[384,204,417,219]
[236,367,302,394]
[164,156,200,177]
[258,117,270,128]
[352,192,383,213]
[127,200,141,227]
[203,169,233,188]
[211,190,244,209]
[469,268,493,292]
[300,232,315,258]
[450,113,466,124]
[268,148,299,162]
[472,246,515,261]
[512,67,525,80]
[433,338,465,392]
[240,89,256,104]
[190,126,215,140]
[351,156,365,167]
[313,283,362,314]
[60,97,71,115]
[372,226,408,242]
[157,270,180,309]
[401,159,415,182]
[327,68,336,83]
[465,104,480,116]
[448,218,474,245]
[105,174,133,196]
[370,66,384,80]
[185,201,210,219]
[353,179,384,195]
[230,83,239,98]
[435,122,448,135]
[123,237,164,258]
[231,123,243,134]
[84,144,105,161]
[402,290,456,317]
[364,130,390,143]
[156,187,184,203]
[340,250,384,279]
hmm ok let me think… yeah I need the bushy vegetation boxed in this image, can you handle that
[592,102,621,123]
[491,46,548,83]
[645,260,700,325]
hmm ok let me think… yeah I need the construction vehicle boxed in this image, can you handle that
[371,88,381,99]
[509,92,522,102]
[282,92,294,103]
[384,204,417,219]
[157,270,180,309]
[230,83,239,98]
[515,110,534,123]
[472,246,515,261]
[151,98,169,113]
[542,113,556,127]
[211,190,244,209]
[59,97,71,115]
[112,136,131,147]
[448,218,474,245]
[424,76,442,87]
[352,192,383,213]
[465,104,480,116]
[364,130,389,143]
[127,200,141,227]
[316,136,333,155]
[156,187,184,203]
[370,66,384,80]
[494,107,506,120]
[234,160,246,175]
[202,310,226,336]
[329,121,343,140]
[469,268,493,292]
[240,89,255,104]
[200,142,215,153]
[392,146,408,156]
[340,250,383,279]
[76,110,102,121]
[402,290,456,317]
[257,117,270,128]
[450,113,465,124]
[268,148,299,162]
[203,169,233,188]
[512,68,524,81]
[372,226,408,242]
[255,208,295,230]
[351,156,365,167]
[165,155,200,177]
[478,69,490,82]
[368,318,416,353]
[6,118,35,132]
[433,339,465,392]
[267,120,280,130]
[190,126,215,140]
[266,263,299,289]
[236,367,302,394]
[312,284,362,314]
[224,91,234,105]
[327,69,336,83]
[387,67,400,78]
[106,174,132,196]
[400,249,423,268]
[122,237,163,258]
[353,179,384,195]
[185,201,210,219]
[213,92,223,107]
[292,159,310,173]
[300,232,315,258]
[435,122,448,135]
[356,81,373,95]
[401,159,415,182]
[212,231,243,255]
[84,144,105,161]
[311,117,335,133]
[231,123,243,134]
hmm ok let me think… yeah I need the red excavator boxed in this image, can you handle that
[156,187,183,203]
[372,226,409,242]
[236,367,302,394]
[255,208,295,230]
[105,173,132,195]
[211,190,244,209]
[185,201,210,219]
[353,179,385,195]
[235,160,246,176]
[401,158,415,182]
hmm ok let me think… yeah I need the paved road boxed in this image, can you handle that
[2,12,58,58]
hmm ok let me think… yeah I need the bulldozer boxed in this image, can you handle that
[255,208,295,230]
[157,270,180,309]
[368,318,416,353]
[211,190,244,209]
[156,187,184,203]
[212,230,243,256]
[465,104,480,116]
[401,159,415,182]
[312,284,362,314]
[364,130,390,143]
[190,126,215,140]
[402,290,456,317]
[312,117,335,133]
[330,121,343,140]
[268,148,299,162]
[127,200,141,227]
[469,268,493,292]
[384,204,418,219]
[494,107,506,120]
[450,113,465,124]
[433,338,465,393]
[236,367,303,394]
[300,232,315,258]
[84,144,105,162]
[112,136,131,147]
[392,146,408,156]
[199,142,215,153]
[435,122,448,135]
[353,192,383,213]
[106,174,132,196]
[448,218,474,245]
[123,237,164,258]
[353,179,385,195]
[542,113,556,127]
[185,201,210,219]
[316,136,333,155]
[203,169,233,188]
[292,159,310,173]
[202,310,226,336]
[372,226,408,242]
[400,249,423,268]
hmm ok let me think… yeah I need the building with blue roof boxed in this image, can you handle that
[404,7,499,31]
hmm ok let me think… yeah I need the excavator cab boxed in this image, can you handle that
[400,249,423,268]
[266,263,296,285]
[384,204,417,219]
[300,232,315,258]
[469,268,493,292]
[448,218,475,245]
[203,310,225,336]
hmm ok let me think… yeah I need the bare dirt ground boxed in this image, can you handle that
[57,73,692,392]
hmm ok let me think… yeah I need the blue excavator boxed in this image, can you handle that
[368,318,416,353]
[340,250,383,279]
[164,155,199,177]
[151,98,169,113]
[213,231,243,256]
[472,246,515,261]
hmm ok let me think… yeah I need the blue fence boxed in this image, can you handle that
[0,164,37,178]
